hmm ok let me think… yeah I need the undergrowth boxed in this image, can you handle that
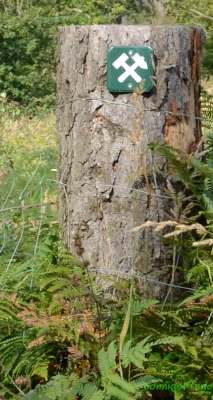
[1,103,213,399]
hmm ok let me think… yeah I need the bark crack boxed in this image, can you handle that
[112,149,122,170]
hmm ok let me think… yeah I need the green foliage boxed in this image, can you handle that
[21,340,160,400]
[201,134,213,215]
[149,142,195,189]
[165,0,213,76]
[0,10,56,110]
[22,324,213,400]
[0,0,148,110]
[201,89,213,129]
[0,243,104,384]
[0,111,58,276]
[1,0,213,112]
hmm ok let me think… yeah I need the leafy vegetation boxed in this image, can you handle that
[164,0,213,77]
[2,0,213,112]
[0,0,150,111]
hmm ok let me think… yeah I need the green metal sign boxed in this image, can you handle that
[107,46,154,93]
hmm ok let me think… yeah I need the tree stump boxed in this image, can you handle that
[56,25,205,298]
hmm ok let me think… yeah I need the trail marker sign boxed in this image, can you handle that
[107,46,154,93]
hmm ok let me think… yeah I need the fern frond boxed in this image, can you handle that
[152,336,184,346]
[132,375,161,389]
[107,341,117,369]
[47,299,63,315]
[121,340,132,367]
[30,360,50,381]
[65,376,88,399]
[58,287,86,299]
[83,391,104,400]
[106,384,133,400]
[131,299,158,316]
[80,383,104,400]
[98,343,116,380]
[148,142,194,188]
[187,264,210,282]
[180,286,213,304]
[46,278,76,293]
[0,335,24,360]
[0,297,18,319]
[22,373,79,400]
[22,384,51,399]
[201,89,213,129]
[109,374,135,393]
[121,336,152,368]
[13,343,54,379]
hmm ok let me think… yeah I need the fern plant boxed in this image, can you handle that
[23,334,205,400]
[0,235,106,393]
[21,339,162,400]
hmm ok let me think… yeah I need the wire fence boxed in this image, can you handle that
[0,96,213,302]
[1,96,213,141]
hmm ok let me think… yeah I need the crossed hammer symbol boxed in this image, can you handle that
[112,53,148,83]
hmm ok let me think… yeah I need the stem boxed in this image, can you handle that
[0,361,25,396]
[84,260,102,347]
[161,243,177,311]
[0,382,19,398]
[128,283,133,382]
[189,8,213,21]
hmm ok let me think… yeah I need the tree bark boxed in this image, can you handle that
[56,25,205,299]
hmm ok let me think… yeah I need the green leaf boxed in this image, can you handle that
[187,346,198,360]
[149,352,161,361]
[174,391,184,400]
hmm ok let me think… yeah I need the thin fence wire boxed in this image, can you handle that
[1,96,213,141]
[89,268,195,291]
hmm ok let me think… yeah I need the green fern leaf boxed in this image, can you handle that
[22,385,51,399]
[152,336,184,346]
[98,345,116,380]
[131,354,145,369]
[83,392,105,400]
[107,341,117,369]
[43,278,73,293]
[121,336,152,368]
[180,286,213,304]
[109,373,135,393]
[30,360,50,381]
[80,383,104,400]
[131,299,159,316]
[47,299,63,314]
[121,339,132,366]
[0,301,16,319]
[106,384,133,400]
[22,374,79,399]
[132,375,161,389]
[65,378,87,399]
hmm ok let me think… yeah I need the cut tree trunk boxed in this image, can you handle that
[56,25,205,299]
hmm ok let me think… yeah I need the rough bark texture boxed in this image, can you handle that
[56,25,205,299]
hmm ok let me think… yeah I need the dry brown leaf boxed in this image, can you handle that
[67,346,84,360]
[15,376,31,390]
[27,336,46,349]
[79,320,95,335]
